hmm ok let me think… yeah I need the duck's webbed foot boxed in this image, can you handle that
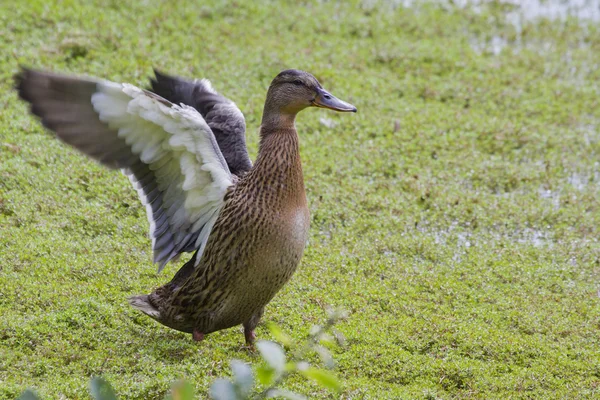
[192,329,205,342]
[243,307,264,346]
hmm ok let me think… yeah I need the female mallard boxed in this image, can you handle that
[16,67,356,344]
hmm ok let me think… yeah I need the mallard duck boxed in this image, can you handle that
[16,67,356,344]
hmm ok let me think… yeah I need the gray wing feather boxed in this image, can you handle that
[150,69,252,176]
[16,67,232,271]
[16,69,138,169]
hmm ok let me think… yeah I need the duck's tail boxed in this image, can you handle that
[128,295,161,319]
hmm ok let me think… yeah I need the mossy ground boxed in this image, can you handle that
[1,0,600,398]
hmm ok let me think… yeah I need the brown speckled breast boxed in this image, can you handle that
[159,128,309,333]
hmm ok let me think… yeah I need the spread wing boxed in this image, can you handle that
[16,67,234,272]
[149,70,252,177]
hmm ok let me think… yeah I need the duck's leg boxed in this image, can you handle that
[243,307,264,345]
[192,329,205,342]
[244,329,256,344]
[192,312,214,343]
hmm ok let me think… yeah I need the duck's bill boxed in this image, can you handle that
[312,88,357,112]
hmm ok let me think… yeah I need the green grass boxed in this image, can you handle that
[1,0,600,398]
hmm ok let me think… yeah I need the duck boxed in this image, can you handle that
[16,67,356,344]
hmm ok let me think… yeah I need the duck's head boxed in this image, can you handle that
[264,69,356,118]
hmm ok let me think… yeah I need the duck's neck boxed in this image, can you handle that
[260,107,297,131]
[248,115,306,207]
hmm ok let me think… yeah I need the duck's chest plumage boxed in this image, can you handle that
[166,130,310,332]
[210,185,310,311]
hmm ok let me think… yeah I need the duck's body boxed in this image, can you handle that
[136,127,310,339]
[16,67,355,344]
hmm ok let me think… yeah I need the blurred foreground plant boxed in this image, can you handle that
[17,309,347,400]
[212,308,348,400]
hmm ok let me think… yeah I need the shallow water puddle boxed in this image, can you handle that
[449,0,600,55]
[445,0,600,22]
[507,0,600,22]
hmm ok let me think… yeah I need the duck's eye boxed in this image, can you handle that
[291,80,303,86]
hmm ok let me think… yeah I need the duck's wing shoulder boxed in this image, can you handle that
[16,67,234,272]
[150,70,252,177]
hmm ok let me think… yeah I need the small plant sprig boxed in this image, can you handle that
[211,308,348,400]
[17,309,348,400]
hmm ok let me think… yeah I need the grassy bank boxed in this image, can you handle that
[1,0,599,398]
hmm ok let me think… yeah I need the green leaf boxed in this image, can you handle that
[89,377,118,400]
[266,389,307,400]
[295,361,310,371]
[17,389,41,400]
[300,368,342,392]
[256,340,286,373]
[256,364,276,386]
[230,359,254,396]
[209,379,238,400]
[326,308,348,322]
[318,335,333,346]
[284,361,298,373]
[167,380,195,400]
[266,322,292,347]
[332,328,346,347]
[314,345,334,368]
[309,325,321,337]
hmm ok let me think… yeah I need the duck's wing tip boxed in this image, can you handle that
[17,68,234,271]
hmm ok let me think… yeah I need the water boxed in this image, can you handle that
[367,0,600,23]
[446,0,600,22]
[510,0,600,22]
[447,0,600,55]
